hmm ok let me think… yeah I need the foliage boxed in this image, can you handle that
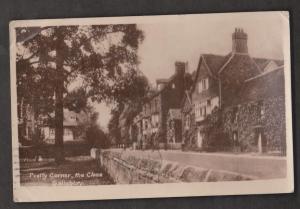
[86,125,110,149]
[16,24,144,162]
[108,74,150,146]
[200,107,232,152]
[107,104,123,146]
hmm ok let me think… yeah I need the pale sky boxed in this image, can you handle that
[95,12,287,130]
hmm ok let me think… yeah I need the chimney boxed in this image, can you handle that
[232,28,248,54]
[156,79,168,90]
[175,61,187,75]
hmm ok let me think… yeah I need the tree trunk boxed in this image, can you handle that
[54,76,64,164]
[54,35,65,164]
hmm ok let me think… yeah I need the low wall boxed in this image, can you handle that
[91,149,255,184]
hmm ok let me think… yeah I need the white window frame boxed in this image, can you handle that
[198,78,209,93]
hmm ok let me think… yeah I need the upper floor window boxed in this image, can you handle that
[172,83,176,89]
[50,128,55,135]
[185,115,190,129]
[198,78,209,93]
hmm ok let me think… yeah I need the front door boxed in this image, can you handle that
[257,131,266,153]
[197,130,203,148]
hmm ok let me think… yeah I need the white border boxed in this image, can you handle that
[10,11,294,202]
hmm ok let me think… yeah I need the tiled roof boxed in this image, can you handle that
[220,54,262,80]
[202,53,232,76]
[253,58,270,71]
[232,66,285,105]
[253,58,284,71]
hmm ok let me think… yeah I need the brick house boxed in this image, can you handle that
[132,61,190,149]
[189,28,285,153]
[222,66,285,154]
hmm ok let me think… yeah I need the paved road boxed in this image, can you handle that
[113,149,287,179]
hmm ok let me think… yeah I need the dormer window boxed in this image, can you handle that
[198,78,208,93]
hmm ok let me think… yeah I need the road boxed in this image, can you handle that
[112,149,287,179]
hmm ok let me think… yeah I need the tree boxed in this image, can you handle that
[108,74,150,146]
[85,112,110,149]
[16,25,144,163]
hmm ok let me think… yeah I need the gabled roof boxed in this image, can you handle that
[190,52,234,92]
[180,90,192,107]
[202,53,232,76]
[219,53,262,79]
[253,58,284,71]
[232,66,285,105]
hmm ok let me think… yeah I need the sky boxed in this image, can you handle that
[94,12,287,130]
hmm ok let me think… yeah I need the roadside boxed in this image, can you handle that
[108,148,287,179]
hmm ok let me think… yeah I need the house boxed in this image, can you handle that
[17,101,36,145]
[41,109,87,144]
[222,66,285,154]
[189,28,285,153]
[132,61,190,149]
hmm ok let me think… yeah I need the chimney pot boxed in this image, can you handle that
[232,27,248,54]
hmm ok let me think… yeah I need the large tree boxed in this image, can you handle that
[16,24,144,163]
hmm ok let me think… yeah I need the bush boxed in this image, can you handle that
[201,108,232,152]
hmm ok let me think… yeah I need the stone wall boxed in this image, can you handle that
[92,149,255,184]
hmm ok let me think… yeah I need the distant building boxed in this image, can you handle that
[132,61,190,149]
[41,109,88,144]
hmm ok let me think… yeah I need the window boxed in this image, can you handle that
[50,128,55,135]
[207,100,211,106]
[172,83,176,89]
[198,78,209,93]
[202,107,206,117]
[185,115,190,129]
[202,79,207,90]
[198,82,202,93]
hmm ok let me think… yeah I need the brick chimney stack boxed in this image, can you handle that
[175,61,187,75]
[232,28,248,54]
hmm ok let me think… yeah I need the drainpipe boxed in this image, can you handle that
[218,76,222,108]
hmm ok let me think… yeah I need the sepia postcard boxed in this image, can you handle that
[10,11,294,202]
